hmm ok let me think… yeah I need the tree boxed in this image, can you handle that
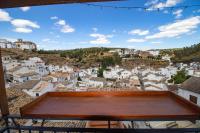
[60,53,66,57]
[171,69,190,84]
[97,67,104,77]
[77,76,82,81]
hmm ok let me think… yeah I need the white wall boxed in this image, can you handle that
[178,89,200,106]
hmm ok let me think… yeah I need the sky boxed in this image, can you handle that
[0,0,200,50]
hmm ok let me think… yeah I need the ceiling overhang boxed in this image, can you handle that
[0,0,120,9]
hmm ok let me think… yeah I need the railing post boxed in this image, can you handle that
[108,120,110,128]
[0,48,10,133]
[0,48,9,116]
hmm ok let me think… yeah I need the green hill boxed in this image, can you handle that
[171,43,200,63]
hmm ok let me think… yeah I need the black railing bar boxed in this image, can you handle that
[5,114,200,122]
[7,126,200,133]
[131,121,134,128]
[11,117,19,126]
[4,117,10,133]
[0,127,8,133]
[41,119,45,127]
[108,120,110,128]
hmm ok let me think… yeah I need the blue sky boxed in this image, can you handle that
[0,0,200,50]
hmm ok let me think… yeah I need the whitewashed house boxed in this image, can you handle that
[143,73,164,82]
[49,72,70,82]
[194,70,200,77]
[61,65,74,73]
[14,39,37,50]
[1,56,12,63]
[148,50,159,56]
[23,81,54,97]
[29,58,49,76]
[88,77,106,88]
[7,65,41,83]
[0,39,15,48]
[21,60,36,69]
[47,64,60,72]
[130,75,141,89]
[86,68,98,77]
[29,57,43,62]
[78,70,88,77]
[109,49,123,56]
[36,63,49,76]
[178,77,200,105]
[187,68,195,76]
[159,67,177,79]
[117,70,132,80]
[14,72,40,83]
[162,54,171,61]
[103,67,131,80]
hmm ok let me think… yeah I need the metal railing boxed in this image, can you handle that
[1,115,200,133]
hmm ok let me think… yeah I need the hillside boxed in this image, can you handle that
[1,48,118,68]
[171,43,200,63]
[1,47,169,68]
[1,48,68,66]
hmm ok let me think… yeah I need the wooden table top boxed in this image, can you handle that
[20,91,200,120]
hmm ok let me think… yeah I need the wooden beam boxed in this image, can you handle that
[0,0,120,9]
[0,48,9,116]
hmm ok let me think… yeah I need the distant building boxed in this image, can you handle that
[22,80,54,97]
[0,39,15,48]
[139,51,153,58]
[162,54,171,61]
[14,72,41,83]
[103,67,132,80]
[49,72,70,82]
[1,56,12,63]
[109,48,135,57]
[148,50,160,56]
[178,77,200,105]
[14,39,37,50]
[88,77,106,88]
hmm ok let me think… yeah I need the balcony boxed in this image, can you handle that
[1,91,200,133]
[1,0,200,132]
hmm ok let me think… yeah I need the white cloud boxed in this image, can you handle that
[151,41,161,44]
[90,33,113,44]
[20,7,30,12]
[14,27,32,33]
[61,25,75,33]
[146,0,181,10]
[11,19,40,33]
[56,20,66,25]
[145,0,159,6]
[127,38,146,43]
[11,19,39,28]
[50,16,58,20]
[128,29,149,36]
[0,9,12,21]
[92,27,98,32]
[173,9,183,18]
[55,19,75,33]
[146,16,200,39]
